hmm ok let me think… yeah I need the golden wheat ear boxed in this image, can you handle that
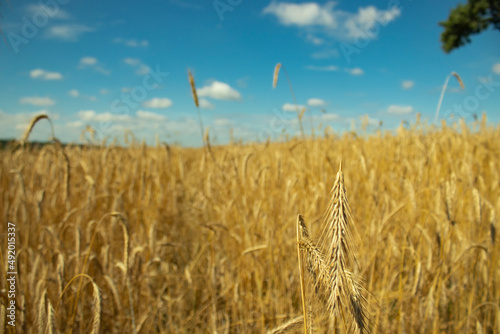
[20,114,55,146]
[317,161,376,333]
[272,63,281,88]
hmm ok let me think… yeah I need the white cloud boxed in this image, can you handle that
[78,110,97,121]
[135,64,150,76]
[136,110,167,121]
[77,110,132,122]
[306,33,324,45]
[66,121,84,128]
[99,89,110,95]
[124,58,141,66]
[45,24,94,41]
[142,98,173,109]
[387,105,414,114]
[305,65,338,71]
[113,38,149,47]
[123,58,151,75]
[68,89,79,97]
[321,113,339,121]
[215,118,232,126]
[282,103,306,112]
[197,81,242,101]
[263,2,401,41]
[307,98,326,107]
[347,67,364,75]
[402,80,414,90]
[263,2,337,27]
[199,98,215,109]
[19,96,55,106]
[493,62,500,75]
[30,69,63,80]
[78,57,110,75]
[80,57,97,66]
[344,6,400,38]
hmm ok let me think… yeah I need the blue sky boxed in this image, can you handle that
[1,0,499,146]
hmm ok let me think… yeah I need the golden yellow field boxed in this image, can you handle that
[1,117,499,333]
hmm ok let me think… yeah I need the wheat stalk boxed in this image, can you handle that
[272,63,306,139]
[273,63,281,89]
[434,71,465,123]
[19,114,55,146]
[297,162,375,333]
[188,69,205,146]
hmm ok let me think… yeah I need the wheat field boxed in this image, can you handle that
[1,115,499,333]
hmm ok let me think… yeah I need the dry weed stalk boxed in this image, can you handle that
[297,162,375,333]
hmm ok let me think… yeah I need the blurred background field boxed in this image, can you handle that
[1,116,499,333]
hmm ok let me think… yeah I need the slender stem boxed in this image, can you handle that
[297,215,308,334]
[196,106,205,146]
[282,67,305,139]
[434,74,451,124]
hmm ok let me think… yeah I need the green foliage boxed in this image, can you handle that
[440,0,500,53]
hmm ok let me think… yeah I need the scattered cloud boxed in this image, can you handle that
[387,105,414,114]
[78,110,132,122]
[305,65,338,71]
[282,103,306,112]
[136,110,167,121]
[321,113,339,121]
[306,33,324,45]
[307,98,326,107]
[19,96,55,106]
[402,80,414,90]
[263,2,401,42]
[66,121,84,128]
[80,57,98,66]
[197,81,242,101]
[493,62,500,75]
[124,58,141,66]
[113,38,149,47]
[99,89,110,95]
[68,89,79,97]
[215,118,232,126]
[344,6,400,39]
[263,2,337,27]
[123,58,151,75]
[30,69,63,80]
[346,67,364,75]
[44,24,95,41]
[199,98,215,109]
[78,57,110,75]
[142,98,173,109]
